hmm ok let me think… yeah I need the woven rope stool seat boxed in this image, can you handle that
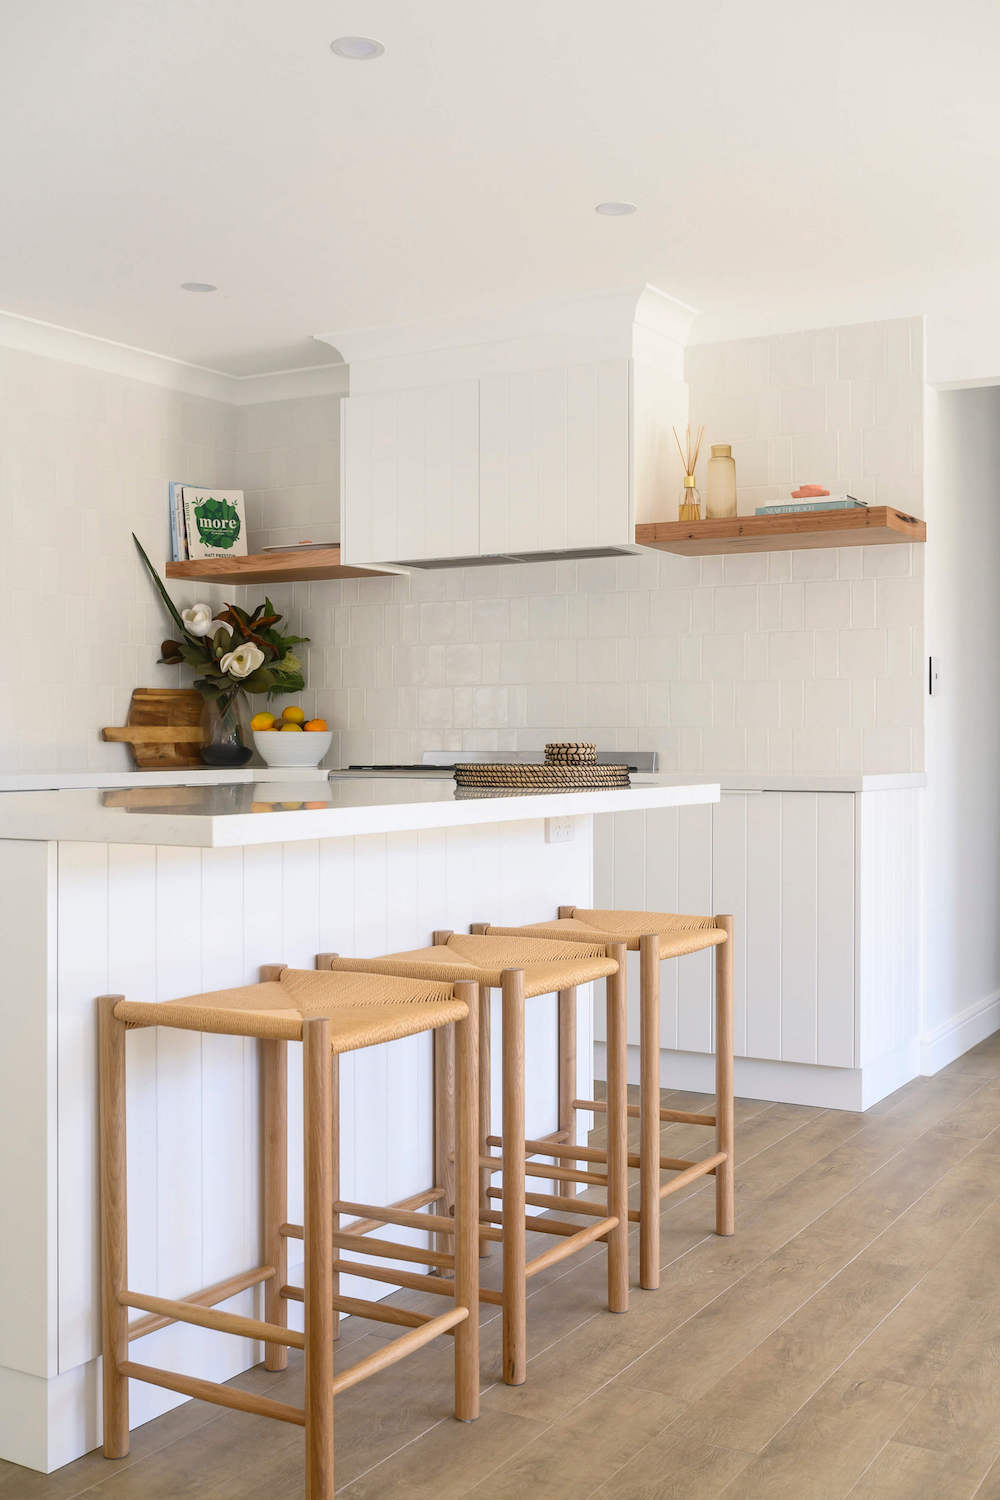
[483,908,727,959]
[115,965,468,1047]
[474,904,735,1294]
[318,929,630,1387]
[98,964,480,1499]
[321,932,617,996]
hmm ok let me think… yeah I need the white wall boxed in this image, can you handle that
[924,386,1000,1048]
[0,344,235,771]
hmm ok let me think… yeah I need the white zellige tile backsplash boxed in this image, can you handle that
[0,316,925,776]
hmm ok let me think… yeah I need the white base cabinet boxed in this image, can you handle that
[593,787,924,1110]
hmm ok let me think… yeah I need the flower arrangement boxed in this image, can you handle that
[133,534,308,703]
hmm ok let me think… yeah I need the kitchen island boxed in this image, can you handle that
[0,772,718,1472]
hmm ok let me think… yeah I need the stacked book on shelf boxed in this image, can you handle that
[755,488,867,517]
[169,483,248,560]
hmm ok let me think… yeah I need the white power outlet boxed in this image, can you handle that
[545,816,575,844]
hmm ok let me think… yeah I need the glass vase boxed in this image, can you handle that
[678,480,702,522]
[200,689,253,768]
[706,444,738,518]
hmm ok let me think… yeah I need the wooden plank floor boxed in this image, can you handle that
[4,1031,998,1499]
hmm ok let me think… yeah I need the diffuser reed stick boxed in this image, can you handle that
[673,423,705,520]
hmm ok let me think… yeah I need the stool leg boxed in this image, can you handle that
[453,987,481,1421]
[433,1023,457,1266]
[639,934,661,1290]
[501,969,526,1385]
[331,1055,341,1337]
[261,1038,288,1370]
[303,1019,334,1500]
[557,987,577,1200]
[605,945,629,1314]
[714,915,736,1237]
[478,984,493,1256]
[98,995,129,1459]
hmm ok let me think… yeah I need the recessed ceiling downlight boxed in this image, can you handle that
[595,201,637,216]
[180,281,217,293]
[330,36,385,60]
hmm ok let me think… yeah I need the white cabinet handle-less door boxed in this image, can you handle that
[341,380,480,566]
[479,360,631,556]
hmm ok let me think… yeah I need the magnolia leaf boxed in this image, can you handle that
[133,533,187,636]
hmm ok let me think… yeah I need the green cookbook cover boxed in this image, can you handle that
[181,487,248,558]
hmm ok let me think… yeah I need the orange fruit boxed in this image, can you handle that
[281,705,306,723]
[304,718,328,732]
[279,722,303,732]
[304,800,327,809]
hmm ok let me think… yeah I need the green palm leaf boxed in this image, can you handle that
[132,533,187,637]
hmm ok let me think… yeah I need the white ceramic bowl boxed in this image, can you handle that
[253,729,332,768]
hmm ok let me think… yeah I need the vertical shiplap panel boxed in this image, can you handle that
[384,832,433,1206]
[478,373,510,554]
[858,789,922,1065]
[566,363,598,546]
[349,835,389,1213]
[746,794,782,1061]
[200,847,249,1288]
[371,392,400,559]
[594,359,630,544]
[153,848,204,1302]
[504,376,538,556]
[395,390,427,559]
[535,367,570,552]
[57,841,109,1372]
[817,796,856,1067]
[340,391,373,565]
[108,846,159,1324]
[712,794,749,1057]
[676,806,714,1053]
[643,807,680,1051]
[780,795,819,1063]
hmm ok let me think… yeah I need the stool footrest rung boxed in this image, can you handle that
[333,1200,457,1235]
[658,1151,727,1197]
[330,1308,469,1395]
[281,1285,456,1334]
[125,1265,275,1342]
[479,1208,610,1239]
[118,1360,305,1426]
[575,1098,717,1128]
[330,1256,504,1306]
[489,1134,699,1174]
[524,1217,619,1278]
[119,1289,301,1349]
[479,1154,608,1187]
[487,1187,641,1225]
[331,1231,454,1269]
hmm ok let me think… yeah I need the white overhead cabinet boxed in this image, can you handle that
[323,284,695,568]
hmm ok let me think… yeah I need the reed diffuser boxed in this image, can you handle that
[673,423,705,521]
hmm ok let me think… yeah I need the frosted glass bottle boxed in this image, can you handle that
[705,444,737,519]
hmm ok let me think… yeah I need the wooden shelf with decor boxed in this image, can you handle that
[165,545,388,584]
[635,506,926,557]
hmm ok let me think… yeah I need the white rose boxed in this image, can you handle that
[220,643,265,679]
[181,603,216,637]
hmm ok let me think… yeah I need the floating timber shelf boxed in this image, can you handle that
[165,545,387,584]
[635,506,926,556]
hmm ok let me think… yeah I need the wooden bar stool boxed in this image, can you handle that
[318,932,629,1387]
[98,965,480,1500]
[481,909,735,1290]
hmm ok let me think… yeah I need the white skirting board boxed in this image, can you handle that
[920,990,1000,1076]
[596,1039,923,1113]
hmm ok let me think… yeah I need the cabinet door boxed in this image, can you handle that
[479,360,630,555]
[713,792,855,1068]
[340,380,479,564]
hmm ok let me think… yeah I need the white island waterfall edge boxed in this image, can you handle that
[0,775,718,1473]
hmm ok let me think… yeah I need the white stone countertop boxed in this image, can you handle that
[0,774,720,848]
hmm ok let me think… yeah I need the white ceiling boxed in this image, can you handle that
[3,0,1000,377]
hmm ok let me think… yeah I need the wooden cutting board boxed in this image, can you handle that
[102,688,207,769]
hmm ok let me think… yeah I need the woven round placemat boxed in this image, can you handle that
[544,741,597,765]
[454,763,630,789]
